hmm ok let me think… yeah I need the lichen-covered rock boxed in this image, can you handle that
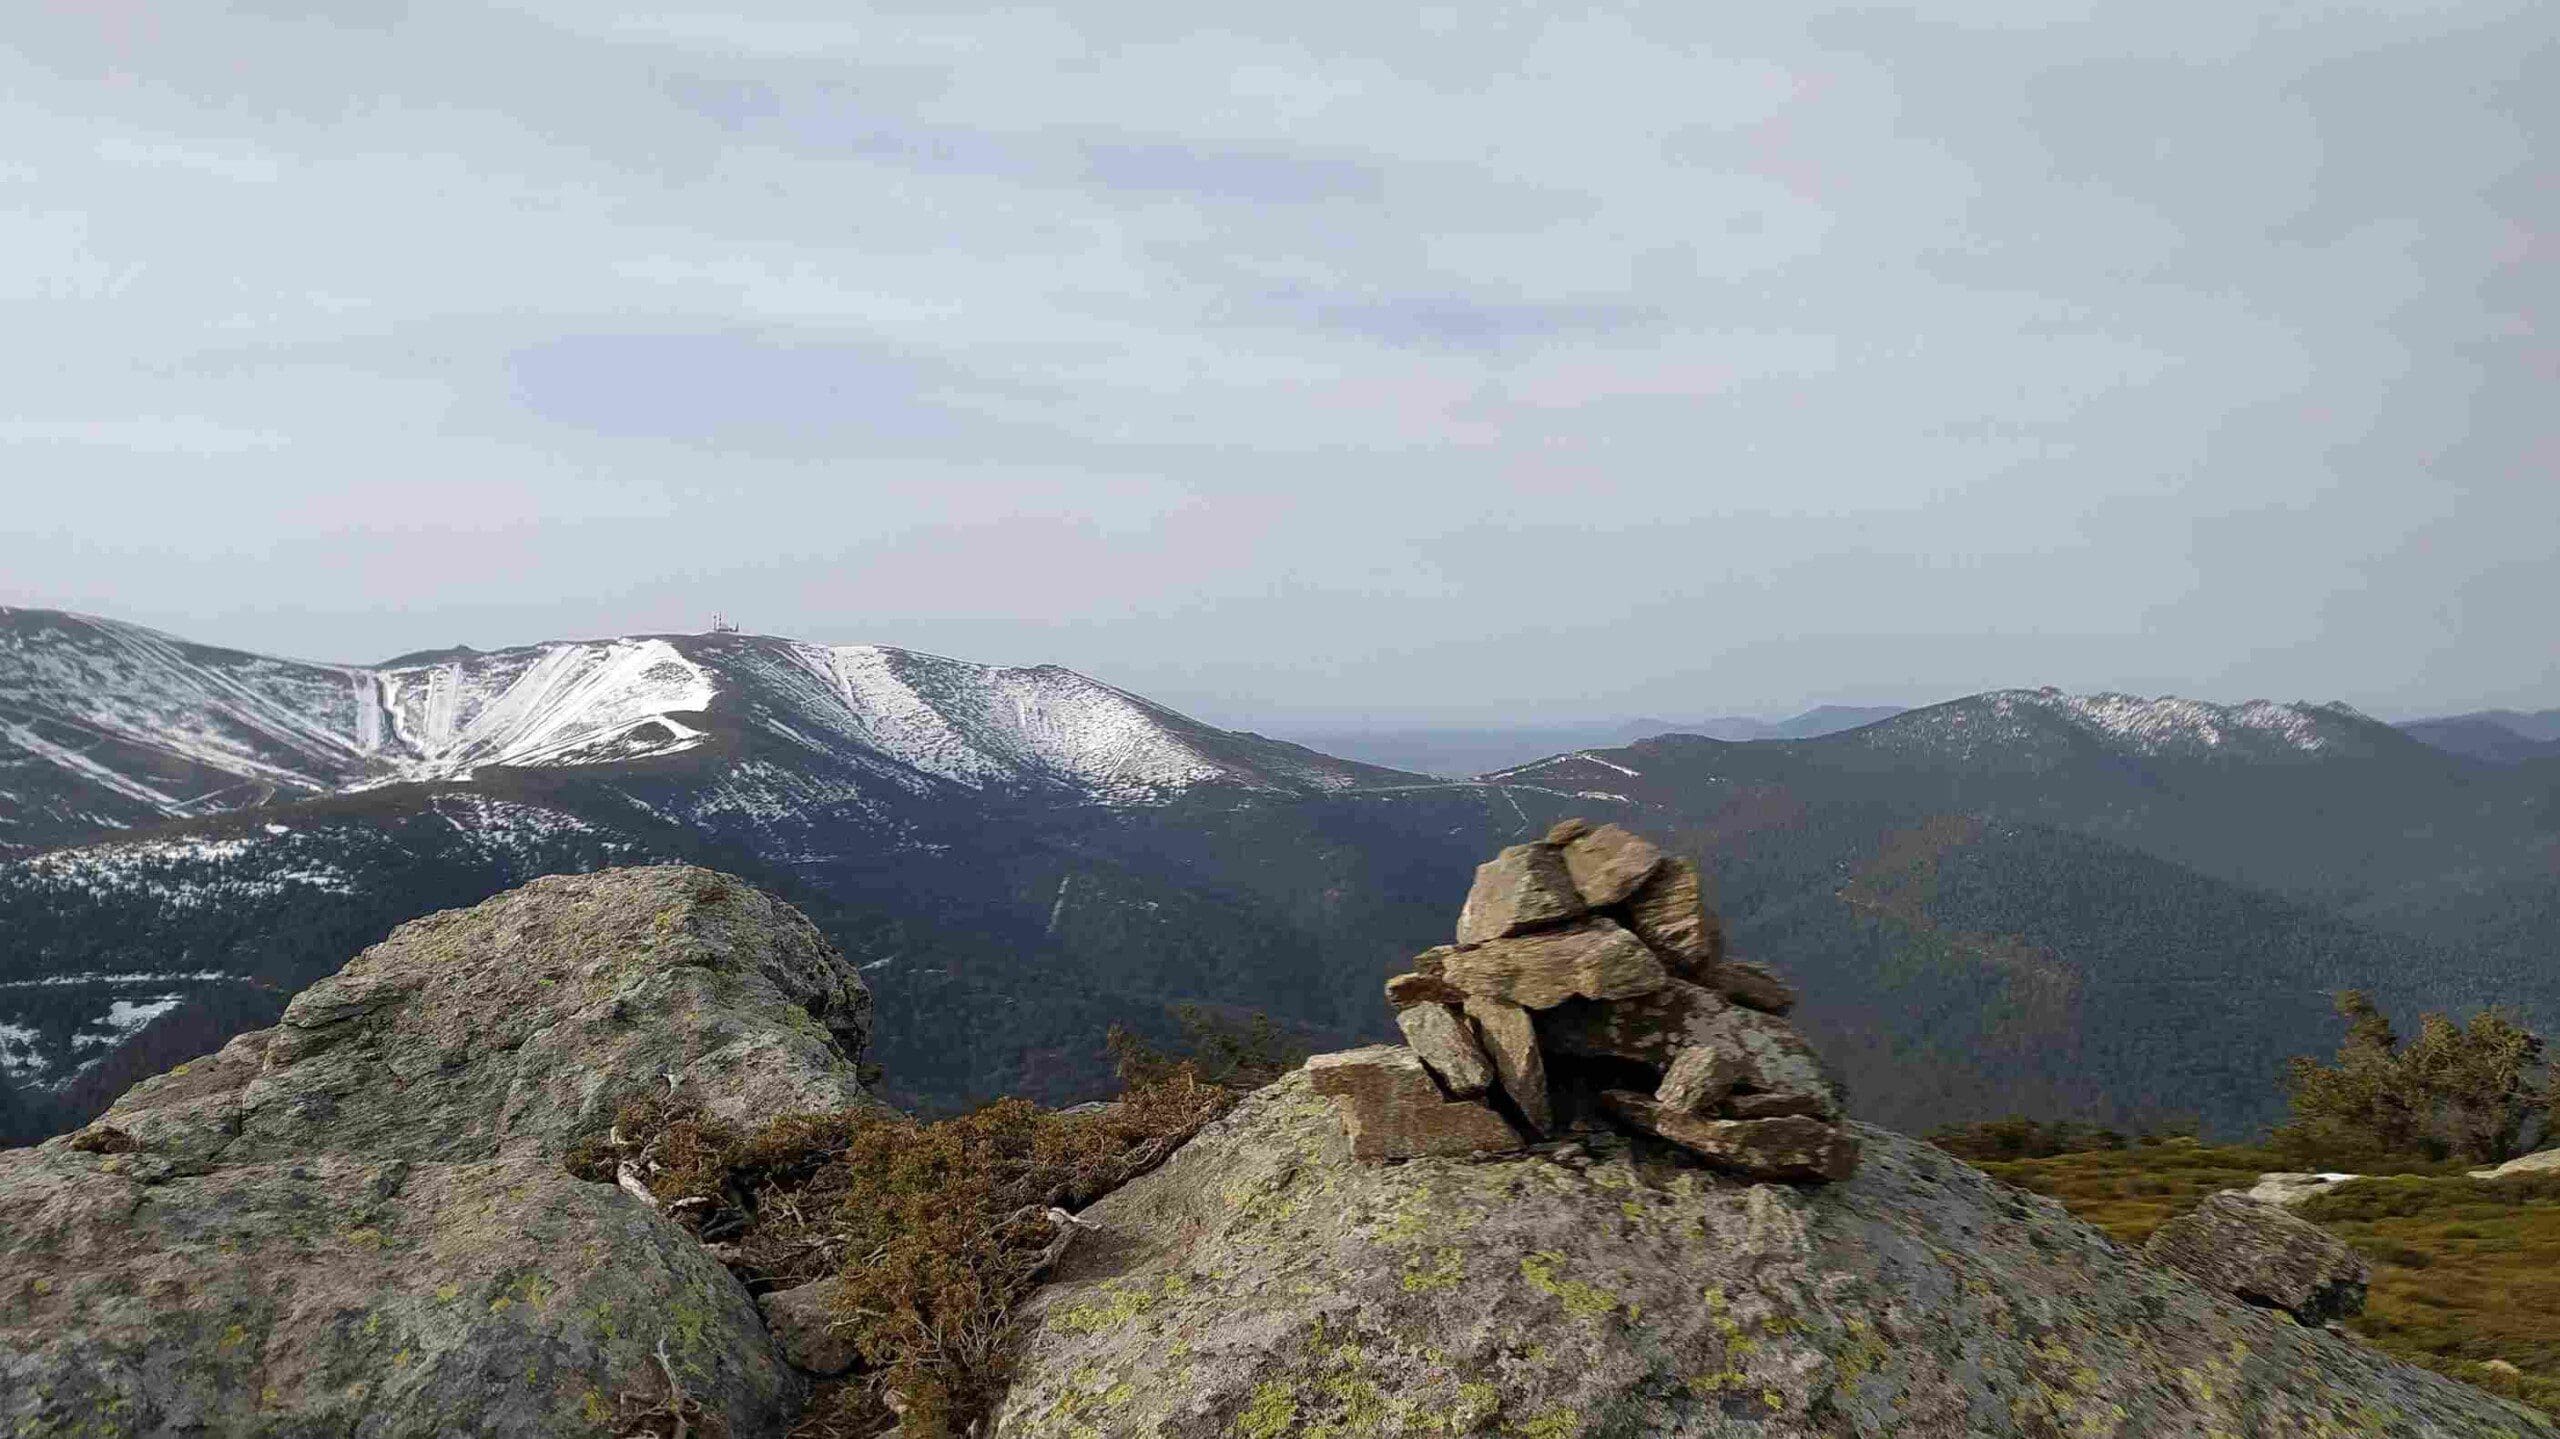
[1621,856,1718,975]
[1601,1091,1859,1181]
[1305,1046,1524,1161]
[1654,1043,1744,1114]
[1555,822,1665,908]
[86,865,875,1165]
[2144,1191,2373,1324]
[993,1075,2554,1438]
[1464,995,1555,1138]
[1543,979,1840,1119]
[0,866,871,1438]
[1440,918,1667,1010]
[1395,1004,1495,1100]
[1714,957,1799,1015]
[0,1145,798,1437]
[1455,843,1586,944]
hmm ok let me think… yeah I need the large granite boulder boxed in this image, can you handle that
[0,1146,794,1435]
[993,1075,2553,1438]
[2144,1191,2373,1324]
[2,865,871,1438]
[87,865,875,1164]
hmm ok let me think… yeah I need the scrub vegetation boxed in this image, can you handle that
[1955,991,2560,1418]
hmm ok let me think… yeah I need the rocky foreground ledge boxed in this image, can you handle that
[5,865,2553,1438]
[1,866,871,1436]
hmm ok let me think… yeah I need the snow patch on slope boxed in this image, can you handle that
[375,639,716,778]
[790,643,1228,798]
[1860,688,2365,762]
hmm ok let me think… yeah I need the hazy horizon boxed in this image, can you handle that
[5,2,2552,722]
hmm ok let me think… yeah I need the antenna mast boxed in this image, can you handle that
[709,613,741,635]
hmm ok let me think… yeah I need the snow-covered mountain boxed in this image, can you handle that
[1840,688,2398,767]
[0,608,1410,852]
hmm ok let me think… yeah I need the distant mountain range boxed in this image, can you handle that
[2395,708,2560,765]
[4,606,2553,1148]
[1260,706,1909,778]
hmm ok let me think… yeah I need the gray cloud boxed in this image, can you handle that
[2,0,2552,721]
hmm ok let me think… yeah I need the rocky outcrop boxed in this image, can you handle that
[995,1075,2553,1438]
[0,1147,792,1434]
[2470,1148,2560,1180]
[2244,1171,2366,1206]
[89,865,874,1164]
[2145,1191,2373,1325]
[1355,824,1847,1181]
[2,865,873,1438]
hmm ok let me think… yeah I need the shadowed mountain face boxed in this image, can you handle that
[2,611,2549,1145]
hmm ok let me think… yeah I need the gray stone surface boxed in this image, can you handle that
[1454,843,1586,944]
[1464,995,1555,1138]
[0,866,870,1438]
[2244,1172,2366,1206]
[993,1075,2553,1438]
[1440,918,1668,1010]
[88,865,876,1165]
[1395,1003,1495,1099]
[2470,1148,2560,1180]
[0,1145,798,1437]
[2145,1191,2373,1324]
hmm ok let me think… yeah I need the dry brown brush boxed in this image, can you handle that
[569,1065,1237,1438]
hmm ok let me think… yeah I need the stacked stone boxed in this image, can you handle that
[1308,819,1857,1182]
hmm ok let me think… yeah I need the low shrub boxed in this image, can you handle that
[570,1068,1238,1437]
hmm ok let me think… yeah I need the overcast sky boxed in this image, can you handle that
[2,2,2551,723]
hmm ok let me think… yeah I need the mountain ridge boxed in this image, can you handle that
[4,606,2550,1151]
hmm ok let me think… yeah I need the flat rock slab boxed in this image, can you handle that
[1440,918,1667,1010]
[2145,1191,2371,1324]
[1556,823,1665,908]
[89,866,876,1165]
[1306,1046,1523,1162]
[1384,971,1469,1009]
[0,1146,798,1437]
[994,1076,2551,1439]
[1455,844,1586,945]
[1603,1091,1859,1181]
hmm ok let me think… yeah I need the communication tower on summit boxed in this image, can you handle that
[708,613,742,634]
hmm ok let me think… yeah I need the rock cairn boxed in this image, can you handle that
[1309,819,1856,1182]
